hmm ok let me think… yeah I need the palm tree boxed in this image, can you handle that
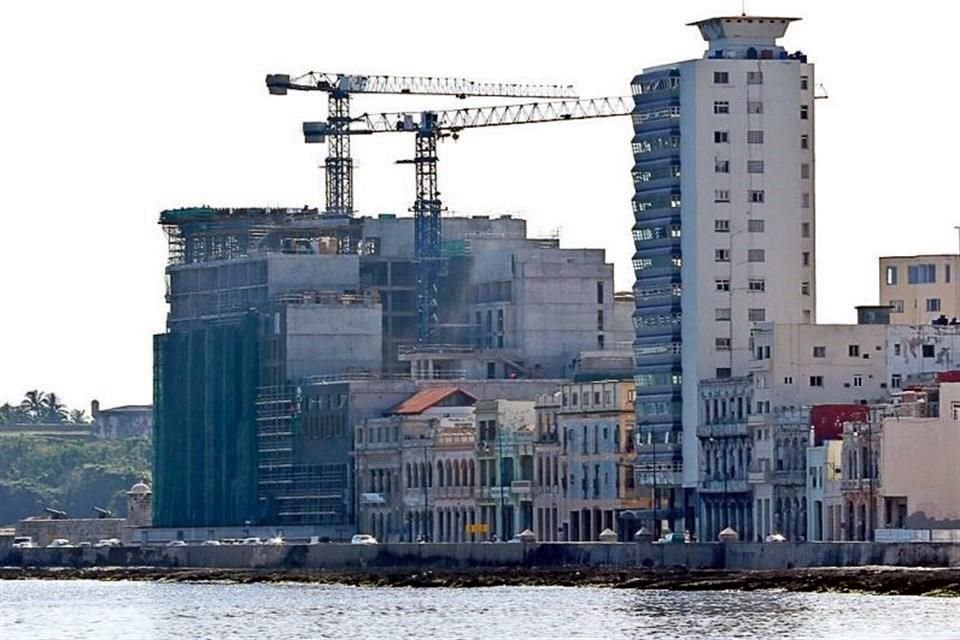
[42,392,68,423]
[20,389,46,423]
[69,409,89,424]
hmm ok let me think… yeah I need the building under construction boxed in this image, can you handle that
[152,206,632,531]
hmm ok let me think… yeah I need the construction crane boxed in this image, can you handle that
[265,72,577,217]
[301,96,632,342]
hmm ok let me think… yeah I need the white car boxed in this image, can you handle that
[201,539,221,546]
[240,537,263,546]
[95,538,122,548]
[264,536,284,546]
[351,534,378,545]
[166,539,188,547]
[12,537,36,549]
[47,538,72,548]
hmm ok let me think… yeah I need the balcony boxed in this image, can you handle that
[748,469,769,484]
[841,478,880,493]
[696,421,749,438]
[511,480,532,495]
[699,479,750,494]
[771,469,806,486]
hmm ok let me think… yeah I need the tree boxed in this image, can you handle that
[19,390,46,423]
[69,409,89,425]
[41,392,68,423]
[0,403,20,425]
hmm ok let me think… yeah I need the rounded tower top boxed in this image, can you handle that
[128,478,152,495]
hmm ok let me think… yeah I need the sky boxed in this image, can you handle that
[1,0,958,410]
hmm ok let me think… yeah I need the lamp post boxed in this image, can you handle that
[497,421,505,540]
[422,438,431,541]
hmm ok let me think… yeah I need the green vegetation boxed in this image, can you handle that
[0,389,88,425]
[0,436,152,526]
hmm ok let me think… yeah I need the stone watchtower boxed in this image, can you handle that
[126,479,153,527]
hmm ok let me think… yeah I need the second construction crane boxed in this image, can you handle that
[266,72,576,217]
[301,97,633,342]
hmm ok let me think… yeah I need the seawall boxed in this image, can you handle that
[4,541,960,571]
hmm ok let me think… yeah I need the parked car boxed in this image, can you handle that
[166,539,187,547]
[95,538,122,548]
[46,538,72,548]
[12,537,35,549]
[350,534,378,545]
[655,532,687,544]
[77,541,92,548]
[240,537,263,546]
[264,536,284,546]
[308,536,332,545]
[201,540,222,546]
[765,533,787,543]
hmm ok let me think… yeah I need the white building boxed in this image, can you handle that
[630,15,816,533]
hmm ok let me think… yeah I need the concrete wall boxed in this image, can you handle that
[267,254,360,295]
[6,541,959,571]
[285,304,383,378]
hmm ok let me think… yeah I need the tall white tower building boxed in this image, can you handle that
[630,16,816,534]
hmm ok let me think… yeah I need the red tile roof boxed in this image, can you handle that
[387,387,477,416]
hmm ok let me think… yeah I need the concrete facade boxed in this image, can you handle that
[630,16,817,536]
[879,254,960,325]
[559,380,644,542]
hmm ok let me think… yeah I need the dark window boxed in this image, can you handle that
[922,344,935,358]
[597,281,604,304]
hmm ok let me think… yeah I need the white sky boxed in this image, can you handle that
[1,1,958,410]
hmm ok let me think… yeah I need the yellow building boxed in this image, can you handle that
[879,254,960,325]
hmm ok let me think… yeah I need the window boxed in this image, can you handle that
[809,375,824,387]
[800,105,810,119]
[891,374,902,389]
[747,249,765,262]
[714,71,729,84]
[715,278,730,291]
[849,344,860,357]
[748,308,766,322]
[801,134,810,149]
[853,375,863,388]
[946,264,952,283]
[714,101,730,114]
[801,281,810,296]
[802,193,811,209]
[715,159,730,173]
[747,71,764,84]
[908,264,936,284]
[714,219,730,232]
[952,402,960,422]
[894,343,902,356]
[748,219,765,233]
[803,252,811,267]
[747,101,763,114]
[922,344,935,358]
[714,130,729,143]
[716,307,732,321]
[890,300,904,313]
[749,190,765,203]
[748,278,766,291]
[813,346,826,358]
[747,160,765,173]
[715,337,732,351]
[784,376,793,385]
[801,163,811,179]
[715,248,730,262]
[597,309,604,330]
[801,222,811,238]
[714,189,730,203]
[716,367,732,378]
[801,75,809,90]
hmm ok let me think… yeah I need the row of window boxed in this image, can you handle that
[715,307,766,322]
[885,263,951,285]
[713,101,810,119]
[714,277,800,294]
[712,71,766,85]
[888,298,943,313]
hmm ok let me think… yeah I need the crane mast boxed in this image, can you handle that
[347,97,632,342]
[266,72,576,217]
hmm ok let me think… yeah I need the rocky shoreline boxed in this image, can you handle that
[2,565,958,596]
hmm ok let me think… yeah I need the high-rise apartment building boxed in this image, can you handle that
[630,16,816,533]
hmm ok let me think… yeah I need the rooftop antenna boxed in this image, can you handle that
[741,0,747,16]
[814,83,829,100]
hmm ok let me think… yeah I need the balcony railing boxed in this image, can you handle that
[747,469,769,484]
[696,421,749,438]
[511,480,532,495]
[699,479,750,494]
